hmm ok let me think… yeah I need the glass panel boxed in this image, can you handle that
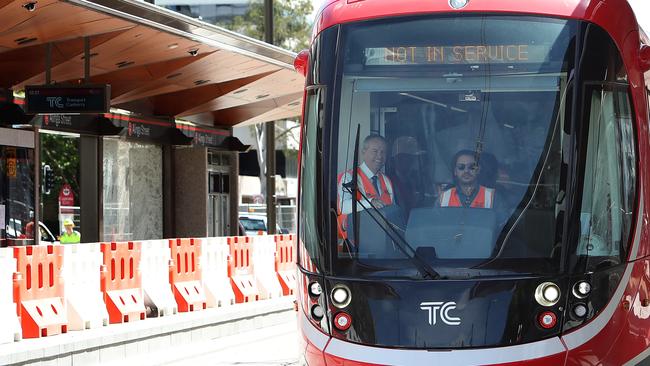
[103,138,162,241]
[330,16,576,278]
[0,146,35,245]
[299,89,324,270]
[40,132,81,239]
[578,86,636,269]
[222,174,230,194]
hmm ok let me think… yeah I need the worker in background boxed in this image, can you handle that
[59,219,81,244]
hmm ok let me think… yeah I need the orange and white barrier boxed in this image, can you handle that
[100,242,146,324]
[13,245,68,338]
[0,248,21,343]
[252,236,283,300]
[169,238,207,312]
[228,236,260,303]
[202,237,235,307]
[275,235,297,296]
[141,240,177,317]
[62,243,109,330]
[0,233,296,342]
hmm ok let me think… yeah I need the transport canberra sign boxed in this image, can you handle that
[25,85,111,114]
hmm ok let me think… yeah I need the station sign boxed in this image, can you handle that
[176,124,229,148]
[25,85,110,114]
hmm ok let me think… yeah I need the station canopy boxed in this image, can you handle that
[0,0,304,127]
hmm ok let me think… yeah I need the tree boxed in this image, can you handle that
[219,0,313,52]
[218,0,310,200]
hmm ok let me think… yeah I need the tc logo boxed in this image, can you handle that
[420,301,461,326]
[46,97,64,108]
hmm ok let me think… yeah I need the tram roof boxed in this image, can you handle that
[0,0,304,127]
[313,0,642,47]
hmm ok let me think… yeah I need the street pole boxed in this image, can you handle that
[264,0,276,234]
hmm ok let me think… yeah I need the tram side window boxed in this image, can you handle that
[579,86,636,267]
[298,89,324,270]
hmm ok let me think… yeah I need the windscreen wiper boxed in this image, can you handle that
[341,125,361,254]
[342,128,440,280]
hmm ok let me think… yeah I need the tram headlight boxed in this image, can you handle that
[535,282,561,307]
[311,304,324,320]
[308,282,322,298]
[573,303,588,318]
[449,0,469,10]
[573,281,591,298]
[331,284,352,308]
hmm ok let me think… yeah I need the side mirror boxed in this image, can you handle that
[640,44,650,72]
[294,49,309,77]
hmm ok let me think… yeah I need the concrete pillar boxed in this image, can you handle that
[163,145,175,238]
[80,135,100,242]
[229,151,239,236]
[173,146,207,237]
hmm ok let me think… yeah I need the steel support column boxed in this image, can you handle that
[264,0,277,234]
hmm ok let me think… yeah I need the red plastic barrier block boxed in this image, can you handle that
[227,236,260,303]
[169,238,207,312]
[172,281,207,312]
[230,274,259,303]
[100,242,146,324]
[13,246,68,338]
[104,288,146,323]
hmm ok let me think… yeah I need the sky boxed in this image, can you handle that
[309,0,323,20]
[310,0,650,31]
[629,0,650,32]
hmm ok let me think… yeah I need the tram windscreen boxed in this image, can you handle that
[323,16,578,278]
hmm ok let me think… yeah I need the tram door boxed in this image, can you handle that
[208,151,230,237]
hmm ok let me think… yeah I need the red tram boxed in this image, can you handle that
[294,0,650,364]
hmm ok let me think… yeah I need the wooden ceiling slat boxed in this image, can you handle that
[88,26,207,70]
[147,71,276,116]
[0,0,304,127]
[6,30,129,88]
[14,36,209,90]
[0,0,61,36]
[208,92,302,127]
[236,98,303,127]
[96,55,210,98]
[0,0,16,9]
[0,1,133,48]
[110,52,279,105]
[178,69,302,116]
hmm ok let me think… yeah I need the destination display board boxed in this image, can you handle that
[25,85,110,114]
[364,44,551,66]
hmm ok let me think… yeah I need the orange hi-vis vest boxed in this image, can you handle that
[440,186,494,208]
[337,168,393,239]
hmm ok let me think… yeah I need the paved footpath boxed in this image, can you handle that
[118,316,299,366]
[0,298,296,366]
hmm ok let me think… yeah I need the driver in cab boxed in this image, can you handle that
[337,135,395,238]
[440,150,495,208]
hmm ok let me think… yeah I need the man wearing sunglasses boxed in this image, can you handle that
[440,149,495,208]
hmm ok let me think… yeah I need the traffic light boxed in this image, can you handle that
[42,165,54,194]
